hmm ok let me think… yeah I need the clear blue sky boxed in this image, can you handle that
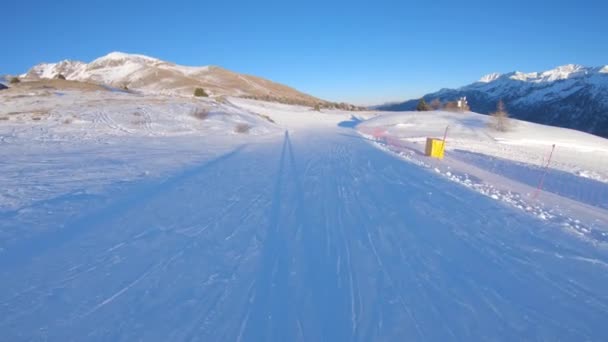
[3,0,607,104]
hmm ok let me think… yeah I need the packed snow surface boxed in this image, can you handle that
[359,110,608,243]
[1,92,608,341]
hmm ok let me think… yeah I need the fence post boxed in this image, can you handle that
[533,144,556,200]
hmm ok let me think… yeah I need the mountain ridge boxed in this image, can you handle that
[21,51,344,108]
[377,64,608,137]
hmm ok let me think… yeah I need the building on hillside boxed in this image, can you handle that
[457,96,468,110]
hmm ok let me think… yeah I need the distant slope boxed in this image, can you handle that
[378,64,608,137]
[4,78,119,93]
[22,52,332,107]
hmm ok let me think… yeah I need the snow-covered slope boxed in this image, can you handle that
[359,110,608,182]
[25,60,87,80]
[22,52,328,106]
[357,109,608,239]
[0,88,283,211]
[2,96,608,340]
[378,64,608,137]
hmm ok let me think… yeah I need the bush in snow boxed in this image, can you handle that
[191,108,209,120]
[194,88,209,97]
[215,96,229,104]
[313,103,321,111]
[9,77,20,84]
[430,98,442,110]
[56,74,66,80]
[443,100,469,112]
[259,114,275,123]
[416,98,431,111]
[443,101,461,112]
[489,100,511,132]
[234,123,251,134]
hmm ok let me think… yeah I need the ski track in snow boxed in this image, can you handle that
[1,100,608,341]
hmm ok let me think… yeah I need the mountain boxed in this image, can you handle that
[378,64,608,137]
[22,52,329,107]
[0,75,10,89]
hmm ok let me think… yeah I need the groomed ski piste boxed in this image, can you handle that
[1,89,608,341]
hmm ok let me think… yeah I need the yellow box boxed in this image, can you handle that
[425,138,445,159]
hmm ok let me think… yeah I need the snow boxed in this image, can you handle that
[0,90,279,211]
[359,111,608,182]
[478,72,502,83]
[92,51,162,64]
[358,110,608,240]
[509,71,539,82]
[20,52,312,100]
[463,64,608,109]
[169,64,212,76]
[538,64,587,81]
[1,92,608,340]
[21,52,212,95]
[24,60,88,79]
[481,64,592,84]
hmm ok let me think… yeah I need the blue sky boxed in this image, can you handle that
[3,0,607,104]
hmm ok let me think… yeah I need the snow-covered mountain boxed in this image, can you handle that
[21,52,327,106]
[0,75,10,89]
[378,64,608,137]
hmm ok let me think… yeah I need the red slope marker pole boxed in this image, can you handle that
[533,144,556,200]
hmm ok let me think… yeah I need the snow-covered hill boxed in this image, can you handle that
[21,52,328,106]
[378,64,608,137]
[2,93,608,340]
[357,109,608,237]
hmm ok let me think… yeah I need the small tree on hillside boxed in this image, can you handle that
[9,77,20,84]
[416,98,431,111]
[56,74,66,80]
[443,101,458,111]
[489,99,510,132]
[313,103,321,111]
[430,98,441,110]
[194,88,209,97]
